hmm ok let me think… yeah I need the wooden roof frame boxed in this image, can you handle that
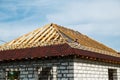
[0,23,119,60]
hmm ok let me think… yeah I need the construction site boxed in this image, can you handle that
[0,23,120,80]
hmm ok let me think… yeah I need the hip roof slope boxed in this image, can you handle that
[0,23,118,57]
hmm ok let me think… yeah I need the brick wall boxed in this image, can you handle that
[74,58,120,80]
[0,58,74,80]
[0,57,120,80]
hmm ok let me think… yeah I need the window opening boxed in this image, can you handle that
[108,69,117,80]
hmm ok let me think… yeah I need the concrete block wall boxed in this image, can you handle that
[74,58,120,80]
[0,58,74,80]
[0,57,120,80]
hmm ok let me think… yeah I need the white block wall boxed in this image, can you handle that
[74,58,120,80]
[0,58,74,80]
[0,57,120,80]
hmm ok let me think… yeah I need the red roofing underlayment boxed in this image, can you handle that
[0,44,120,62]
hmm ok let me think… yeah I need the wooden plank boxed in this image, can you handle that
[16,28,42,45]
[12,31,33,44]
[52,24,66,42]
[46,31,57,42]
[41,27,55,42]
[21,27,44,44]
[28,25,50,43]
[35,26,52,43]
[53,34,60,41]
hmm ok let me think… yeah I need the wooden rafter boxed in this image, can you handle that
[0,23,119,58]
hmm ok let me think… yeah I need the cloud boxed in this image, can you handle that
[47,0,120,24]
[46,0,120,36]
[46,0,120,51]
[68,23,120,36]
[0,22,40,43]
[0,0,64,22]
[0,0,120,51]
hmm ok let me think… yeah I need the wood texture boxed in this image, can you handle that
[0,23,119,57]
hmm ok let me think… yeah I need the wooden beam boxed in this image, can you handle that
[41,27,55,42]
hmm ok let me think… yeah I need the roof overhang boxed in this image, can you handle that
[0,44,120,64]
